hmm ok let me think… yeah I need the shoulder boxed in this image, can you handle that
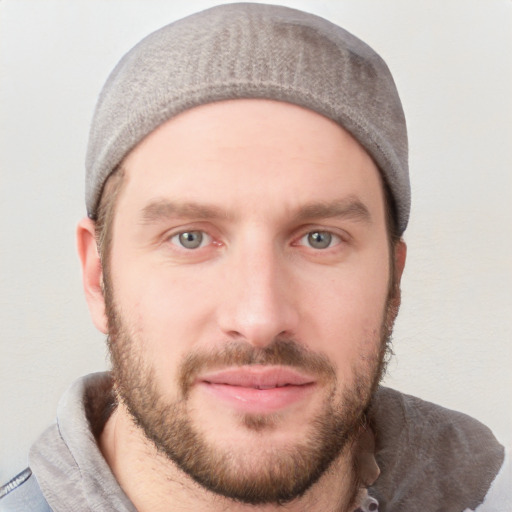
[469,447,512,511]
[0,468,52,512]
[368,387,506,511]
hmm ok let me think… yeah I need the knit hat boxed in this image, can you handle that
[86,2,410,233]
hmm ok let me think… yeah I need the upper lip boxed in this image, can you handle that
[198,366,316,389]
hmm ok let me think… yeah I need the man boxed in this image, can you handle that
[0,3,508,511]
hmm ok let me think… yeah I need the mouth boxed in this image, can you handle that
[196,366,317,414]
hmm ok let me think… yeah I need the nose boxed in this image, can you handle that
[217,238,300,347]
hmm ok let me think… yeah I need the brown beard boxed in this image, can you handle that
[103,271,398,506]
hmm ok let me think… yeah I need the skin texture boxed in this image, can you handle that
[77,99,406,512]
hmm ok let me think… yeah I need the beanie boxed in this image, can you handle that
[86,2,410,234]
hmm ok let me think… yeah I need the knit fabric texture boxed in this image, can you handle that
[85,2,410,233]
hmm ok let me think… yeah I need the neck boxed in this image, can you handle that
[99,403,362,512]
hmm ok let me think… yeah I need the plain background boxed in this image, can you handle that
[1,0,511,483]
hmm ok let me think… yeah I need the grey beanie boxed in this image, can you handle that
[86,2,410,233]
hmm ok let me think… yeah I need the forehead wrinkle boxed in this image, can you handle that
[294,196,372,224]
[140,199,233,224]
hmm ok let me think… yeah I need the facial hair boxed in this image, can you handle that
[103,277,397,506]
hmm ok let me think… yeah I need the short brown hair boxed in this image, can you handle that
[94,166,126,269]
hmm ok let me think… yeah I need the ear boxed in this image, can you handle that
[389,238,407,314]
[394,238,407,284]
[76,217,108,334]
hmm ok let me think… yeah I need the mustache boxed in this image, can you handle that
[179,338,337,397]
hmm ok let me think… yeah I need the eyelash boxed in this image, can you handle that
[295,230,343,250]
[169,230,214,250]
[166,227,347,252]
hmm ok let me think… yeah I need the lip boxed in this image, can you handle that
[196,366,317,414]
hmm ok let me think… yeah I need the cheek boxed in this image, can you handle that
[111,261,219,390]
[301,257,390,373]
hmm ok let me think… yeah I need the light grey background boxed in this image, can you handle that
[1,0,511,483]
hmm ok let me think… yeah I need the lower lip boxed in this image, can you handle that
[198,382,315,414]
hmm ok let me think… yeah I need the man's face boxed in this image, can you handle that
[101,99,402,504]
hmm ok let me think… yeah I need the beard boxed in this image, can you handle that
[103,276,398,506]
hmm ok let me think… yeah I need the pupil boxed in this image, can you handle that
[308,231,331,249]
[179,231,202,249]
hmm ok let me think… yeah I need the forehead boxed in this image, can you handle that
[117,99,385,221]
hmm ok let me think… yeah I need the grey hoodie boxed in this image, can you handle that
[0,373,508,511]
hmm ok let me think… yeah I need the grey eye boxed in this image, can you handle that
[175,231,205,249]
[307,231,333,249]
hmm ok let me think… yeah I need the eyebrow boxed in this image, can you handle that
[141,199,231,224]
[139,196,371,225]
[294,196,372,224]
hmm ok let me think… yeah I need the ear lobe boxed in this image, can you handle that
[76,217,108,334]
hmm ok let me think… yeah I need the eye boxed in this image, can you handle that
[299,230,341,250]
[170,230,211,249]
